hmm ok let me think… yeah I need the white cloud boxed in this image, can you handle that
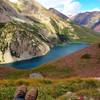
[36,0,81,17]
[9,0,18,3]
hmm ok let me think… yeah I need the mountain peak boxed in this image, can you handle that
[49,8,69,20]
[72,11,100,32]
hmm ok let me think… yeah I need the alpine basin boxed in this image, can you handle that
[4,43,88,69]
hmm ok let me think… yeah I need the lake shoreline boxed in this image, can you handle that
[0,43,88,69]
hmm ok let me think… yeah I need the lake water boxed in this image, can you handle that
[6,43,88,69]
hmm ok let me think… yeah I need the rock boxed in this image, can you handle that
[63,92,78,99]
[29,73,43,78]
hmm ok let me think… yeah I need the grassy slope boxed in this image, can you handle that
[69,22,100,43]
[74,26,100,43]
[0,78,100,100]
[31,44,100,78]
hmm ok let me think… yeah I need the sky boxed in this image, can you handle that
[9,0,100,17]
[36,0,100,16]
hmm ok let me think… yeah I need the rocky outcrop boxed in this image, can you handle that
[0,21,50,63]
[49,8,69,20]
[29,73,43,78]
[0,0,18,22]
[92,20,100,32]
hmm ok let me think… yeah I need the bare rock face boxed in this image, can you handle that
[0,21,50,63]
[92,20,100,32]
[94,24,100,32]
[0,13,11,23]
[0,0,19,22]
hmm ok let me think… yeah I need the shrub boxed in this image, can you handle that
[53,83,77,98]
[81,80,97,89]
[15,79,29,86]
[52,84,69,98]
[0,23,5,28]
[0,86,16,100]
[81,53,91,59]
[76,89,100,97]
[98,43,100,48]
[42,79,52,85]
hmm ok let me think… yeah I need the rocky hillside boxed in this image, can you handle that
[0,0,100,64]
[72,11,100,32]
[49,8,69,20]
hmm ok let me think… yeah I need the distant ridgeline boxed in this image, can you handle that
[72,11,100,32]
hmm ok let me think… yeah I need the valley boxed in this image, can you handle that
[0,0,100,64]
[0,43,100,100]
[0,0,100,100]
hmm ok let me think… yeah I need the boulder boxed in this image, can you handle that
[29,73,43,78]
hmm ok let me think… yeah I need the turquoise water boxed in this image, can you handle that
[4,43,88,69]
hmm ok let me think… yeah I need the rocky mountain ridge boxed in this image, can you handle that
[72,11,100,32]
[49,8,69,20]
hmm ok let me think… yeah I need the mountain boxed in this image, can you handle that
[72,11,100,32]
[49,8,69,20]
[0,0,100,64]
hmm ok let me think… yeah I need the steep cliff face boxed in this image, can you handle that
[72,11,100,32]
[0,21,50,63]
[92,20,100,32]
[0,0,100,63]
[0,0,53,63]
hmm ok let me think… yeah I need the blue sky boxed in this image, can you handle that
[79,0,100,11]
[37,0,100,16]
